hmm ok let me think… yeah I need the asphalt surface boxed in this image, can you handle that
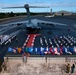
[0,15,76,58]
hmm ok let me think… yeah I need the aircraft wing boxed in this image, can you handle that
[2,6,24,9]
[36,19,67,26]
[2,5,49,9]
[0,21,28,26]
[29,6,49,8]
[0,19,67,30]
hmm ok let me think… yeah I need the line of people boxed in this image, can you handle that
[7,35,76,55]
[40,35,76,48]
[7,45,76,55]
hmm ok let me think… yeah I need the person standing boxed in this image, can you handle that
[2,62,7,71]
[71,64,75,74]
[16,37,18,43]
[22,53,27,63]
[66,63,70,73]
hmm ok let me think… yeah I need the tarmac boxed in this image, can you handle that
[0,15,76,58]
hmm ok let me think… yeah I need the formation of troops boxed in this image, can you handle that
[7,35,76,55]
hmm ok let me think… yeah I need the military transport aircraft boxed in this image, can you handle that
[2,4,67,30]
